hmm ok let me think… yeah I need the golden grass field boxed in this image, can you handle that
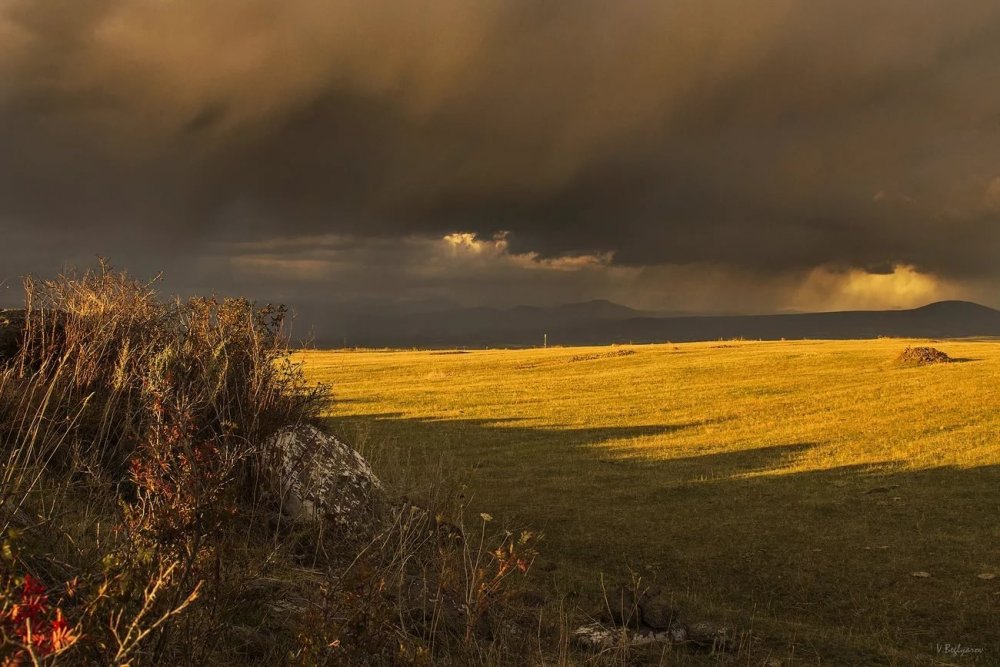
[300,339,1000,664]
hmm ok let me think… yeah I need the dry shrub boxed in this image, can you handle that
[15,262,324,478]
[291,502,541,666]
[0,263,328,664]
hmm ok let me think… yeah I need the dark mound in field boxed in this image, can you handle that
[569,348,636,362]
[897,346,953,366]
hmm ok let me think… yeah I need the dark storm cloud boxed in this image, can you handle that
[2,0,1000,311]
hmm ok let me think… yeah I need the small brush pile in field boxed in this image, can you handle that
[897,346,953,366]
[569,349,636,362]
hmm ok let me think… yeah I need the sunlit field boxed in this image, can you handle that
[300,339,1000,664]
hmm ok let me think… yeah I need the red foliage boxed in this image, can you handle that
[1,574,80,663]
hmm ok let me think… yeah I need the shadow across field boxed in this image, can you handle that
[322,411,1000,664]
[324,411,709,455]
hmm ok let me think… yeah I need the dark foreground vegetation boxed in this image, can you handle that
[0,266,561,665]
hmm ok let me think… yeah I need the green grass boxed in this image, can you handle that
[300,339,1000,664]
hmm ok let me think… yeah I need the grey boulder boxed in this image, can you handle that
[267,424,385,530]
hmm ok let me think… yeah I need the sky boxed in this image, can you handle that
[2,0,1000,328]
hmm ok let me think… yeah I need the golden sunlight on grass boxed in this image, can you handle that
[300,339,1000,662]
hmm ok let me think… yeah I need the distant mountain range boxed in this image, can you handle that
[316,300,1000,348]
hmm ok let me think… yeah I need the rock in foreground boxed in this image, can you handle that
[580,584,738,654]
[267,424,384,530]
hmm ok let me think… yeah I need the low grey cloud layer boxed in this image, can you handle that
[2,0,999,319]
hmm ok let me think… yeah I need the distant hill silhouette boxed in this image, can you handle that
[319,300,1000,348]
